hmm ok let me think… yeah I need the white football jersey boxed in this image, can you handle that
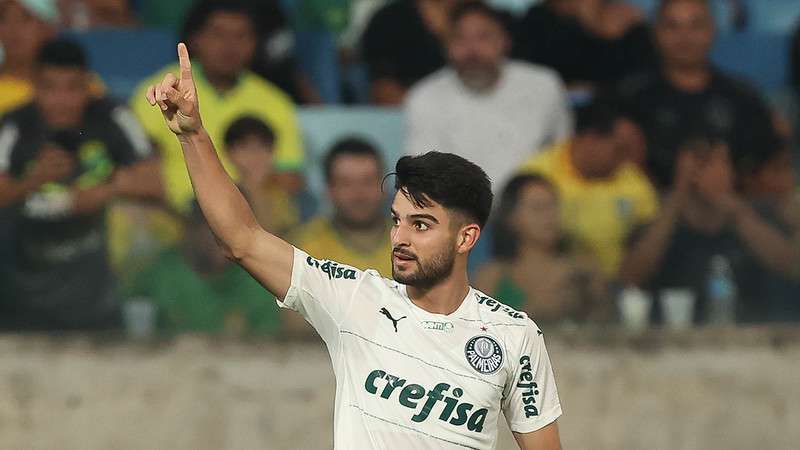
[278,248,562,450]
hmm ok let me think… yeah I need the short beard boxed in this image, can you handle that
[392,245,457,290]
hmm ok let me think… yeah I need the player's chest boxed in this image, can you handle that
[339,304,510,401]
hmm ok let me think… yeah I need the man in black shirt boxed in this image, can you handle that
[360,0,455,105]
[620,138,797,324]
[0,39,162,330]
[617,0,775,189]
[514,0,654,89]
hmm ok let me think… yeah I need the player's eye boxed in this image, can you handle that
[414,221,430,231]
[391,216,400,226]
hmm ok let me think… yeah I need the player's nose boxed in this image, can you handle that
[391,223,411,246]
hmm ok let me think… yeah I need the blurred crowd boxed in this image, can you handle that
[1,0,799,337]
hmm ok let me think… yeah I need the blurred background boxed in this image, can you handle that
[0,0,799,449]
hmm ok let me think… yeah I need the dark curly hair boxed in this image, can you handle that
[392,152,493,228]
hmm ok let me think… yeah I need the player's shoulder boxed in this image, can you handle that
[468,290,546,349]
[470,289,530,325]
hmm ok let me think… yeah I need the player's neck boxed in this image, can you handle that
[407,266,471,315]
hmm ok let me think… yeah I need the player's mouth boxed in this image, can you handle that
[392,250,417,266]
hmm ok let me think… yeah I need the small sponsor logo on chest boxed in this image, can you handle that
[421,320,454,332]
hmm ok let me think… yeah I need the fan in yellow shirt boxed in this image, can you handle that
[0,0,105,116]
[519,101,658,275]
[0,0,52,116]
[290,138,392,277]
[129,1,303,213]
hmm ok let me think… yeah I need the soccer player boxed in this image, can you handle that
[145,43,563,450]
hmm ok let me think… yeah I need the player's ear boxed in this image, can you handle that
[456,223,481,254]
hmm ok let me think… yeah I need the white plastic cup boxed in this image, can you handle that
[123,299,156,339]
[660,289,696,330]
[617,287,653,332]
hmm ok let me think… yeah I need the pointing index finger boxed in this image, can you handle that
[178,42,192,81]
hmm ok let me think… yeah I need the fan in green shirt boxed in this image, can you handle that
[125,203,281,336]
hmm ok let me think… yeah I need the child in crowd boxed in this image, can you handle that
[224,116,301,237]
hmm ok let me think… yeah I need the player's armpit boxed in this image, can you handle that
[513,420,563,450]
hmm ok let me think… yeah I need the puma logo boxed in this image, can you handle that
[379,307,407,332]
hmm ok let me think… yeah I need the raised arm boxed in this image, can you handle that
[145,43,293,298]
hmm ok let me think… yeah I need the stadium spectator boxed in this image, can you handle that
[131,0,304,214]
[617,0,776,189]
[224,116,300,237]
[125,202,282,336]
[475,174,608,324]
[405,1,571,192]
[59,0,137,29]
[289,137,392,277]
[0,0,108,118]
[0,39,160,330]
[620,138,798,324]
[739,137,800,322]
[360,0,456,104]
[518,101,658,276]
[514,0,654,90]
[139,0,316,108]
[0,0,56,116]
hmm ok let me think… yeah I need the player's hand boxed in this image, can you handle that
[145,43,202,136]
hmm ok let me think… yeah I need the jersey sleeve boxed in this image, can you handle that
[277,247,365,345]
[501,320,562,434]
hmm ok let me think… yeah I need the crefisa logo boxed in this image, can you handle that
[464,335,503,374]
[306,256,357,280]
